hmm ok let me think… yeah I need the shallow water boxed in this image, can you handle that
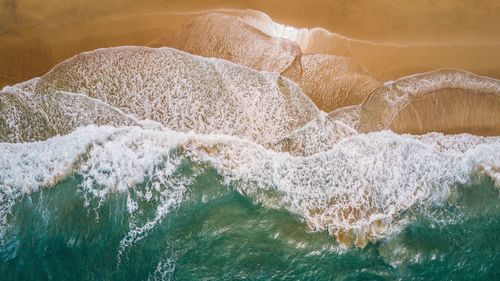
[1,2,499,280]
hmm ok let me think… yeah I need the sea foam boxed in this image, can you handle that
[1,126,498,248]
[33,46,319,146]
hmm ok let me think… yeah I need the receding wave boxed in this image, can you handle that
[1,47,498,243]
[228,9,500,81]
[1,47,498,249]
[0,87,137,142]
[355,69,500,135]
[1,4,500,280]
[161,12,380,111]
[163,12,300,73]
[281,54,380,112]
[32,46,319,145]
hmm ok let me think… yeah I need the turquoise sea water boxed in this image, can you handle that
[1,32,500,281]
[1,161,498,281]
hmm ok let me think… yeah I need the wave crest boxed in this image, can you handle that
[1,126,498,248]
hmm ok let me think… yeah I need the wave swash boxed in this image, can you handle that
[1,9,499,281]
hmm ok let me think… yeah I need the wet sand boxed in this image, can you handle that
[2,0,500,87]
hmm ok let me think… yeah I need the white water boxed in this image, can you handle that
[0,45,499,249]
[1,125,498,248]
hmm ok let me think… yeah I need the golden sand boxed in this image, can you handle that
[2,0,500,87]
[1,1,499,247]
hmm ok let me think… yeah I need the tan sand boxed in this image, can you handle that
[2,0,500,87]
[162,12,380,111]
[356,70,500,135]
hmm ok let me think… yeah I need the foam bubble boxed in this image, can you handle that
[194,131,499,246]
[1,126,499,248]
[0,88,138,142]
[273,113,358,156]
[34,46,319,145]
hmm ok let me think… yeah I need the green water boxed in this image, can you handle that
[1,165,499,281]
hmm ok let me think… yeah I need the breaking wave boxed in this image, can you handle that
[0,10,499,280]
[1,125,499,250]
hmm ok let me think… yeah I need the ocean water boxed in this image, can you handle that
[0,159,498,280]
[0,123,498,280]
[0,13,499,280]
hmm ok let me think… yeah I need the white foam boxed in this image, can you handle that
[0,89,138,142]
[1,125,499,248]
[0,126,121,191]
[272,113,358,156]
[199,132,500,245]
[0,126,122,241]
[357,69,500,133]
[393,69,500,96]
[34,46,319,146]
